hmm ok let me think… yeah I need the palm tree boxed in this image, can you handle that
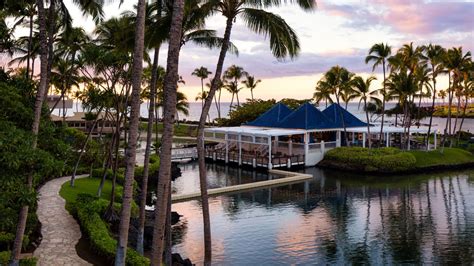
[365,43,391,142]
[196,90,209,102]
[151,0,185,264]
[224,80,242,108]
[438,90,447,105]
[115,0,147,264]
[313,83,333,107]
[194,1,315,263]
[443,47,471,147]
[316,66,355,145]
[206,79,224,119]
[9,0,49,263]
[49,58,81,120]
[242,74,261,100]
[422,44,445,147]
[192,66,212,107]
[352,76,378,148]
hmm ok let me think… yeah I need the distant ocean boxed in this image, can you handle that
[60,101,474,132]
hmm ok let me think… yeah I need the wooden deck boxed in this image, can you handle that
[171,169,312,203]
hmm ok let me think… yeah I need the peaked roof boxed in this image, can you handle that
[246,102,293,127]
[322,103,368,128]
[276,102,337,130]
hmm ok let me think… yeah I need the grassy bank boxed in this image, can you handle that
[139,122,197,137]
[432,104,474,118]
[320,147,474,173]
[59,178,147,265]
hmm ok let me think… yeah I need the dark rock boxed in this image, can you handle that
[172,253,193,266]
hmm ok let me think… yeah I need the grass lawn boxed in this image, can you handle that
[409,148,474,168]
[59,177,120,204]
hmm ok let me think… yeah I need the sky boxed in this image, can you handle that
[4,0,474,102]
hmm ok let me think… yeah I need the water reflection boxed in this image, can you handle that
[171,163,474,265]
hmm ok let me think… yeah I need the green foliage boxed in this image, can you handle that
[324,147,416,172]
[217,99,276,126]
[72,194,148,266]
[409,148,474,168]
[0,251,37,265]
[134,156,160,179]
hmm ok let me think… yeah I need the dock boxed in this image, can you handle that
[171,169,313,203]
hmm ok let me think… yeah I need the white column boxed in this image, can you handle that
[352,132,355,145]
[268,136,272,169]
[238,134,242,165]
[225,133,229,163]
[386,132,390,147]
[407,133,411,150]
[336,131,341,147]
[289,137,293,155]
[321,140,326,154]
[362,132,366,148]
[434,130,437,150]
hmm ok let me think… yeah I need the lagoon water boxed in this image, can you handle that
[171,163,474,265]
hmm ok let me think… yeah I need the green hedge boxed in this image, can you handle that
[0,251,37,266]
[74,194,148,266]
[324,147,416,172]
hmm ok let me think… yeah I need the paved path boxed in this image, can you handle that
[34,175,91,266]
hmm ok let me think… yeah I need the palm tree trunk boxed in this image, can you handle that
[441,72,452,151]
[230,93,234,108]
[97,131,115,197]
[42,0,55,100]
[365,99,371,148]
[251,89,254,101]
[70,107,104,187]
[453,93,461,137]
[115,0,147,264]
[195,15,236,266]
[26,14,33,80]
[379,61,386,143]
[151,1,184,264]
[457,95,468,142]
[9,0,49,264]
[426,70,437,150]
[137,45,159,255]
[236,92,240,106]
[335,96,349,146]
[201,78,204,108]
[218,88,222,118]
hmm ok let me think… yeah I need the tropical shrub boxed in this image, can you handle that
[323,147,416,172]
[74,194,147,266]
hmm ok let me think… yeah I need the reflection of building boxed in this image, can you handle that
[45,94,73,109]
[205,103,436,169]
[51,112,119,136]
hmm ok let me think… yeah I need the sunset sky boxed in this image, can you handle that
[5,0,474,102]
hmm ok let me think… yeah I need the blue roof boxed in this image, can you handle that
[276,102,337,130]
[322,103,368,128]
[246,102,293,127]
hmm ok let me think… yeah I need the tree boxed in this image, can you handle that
[316,66,354,145]
[151,0,185,264]
[422,44,445,148]
[9,0,48,264]
[365,43,391,142]
[192,66,212,107]
[313,82,333,107]
[242,74,261,100]
[352,76,378,148]
[224,65,247,107]
[194,0,316,262]
[224,80,242,108]
[115,0,147,264]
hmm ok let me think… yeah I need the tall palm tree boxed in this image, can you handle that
[151,0,185,264]
[242,74,261,100]
[365,43,391,141]
[352,76,378,148]
[316,66,354,145]
[313,83,333,107]
[224,80,242,108]
[115,0,147,264]
[9,0,49,264]
[422,44,445,147]
[224,65,247,107]
[192,66,212,107]
[443,47,471,147]
[194,1,315,263]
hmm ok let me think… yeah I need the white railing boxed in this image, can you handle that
[171,147,198,160]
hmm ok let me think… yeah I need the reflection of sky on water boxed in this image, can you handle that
[171,163,474,265]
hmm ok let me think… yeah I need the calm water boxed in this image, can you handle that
[171,163,474,265]
[63,101,474,132]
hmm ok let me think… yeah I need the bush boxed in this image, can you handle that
[91,168,125,185]
[0,251,37,266]
[324,147,416,172]
[74,194,148,266]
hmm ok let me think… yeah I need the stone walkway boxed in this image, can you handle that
[33,175,91,266]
